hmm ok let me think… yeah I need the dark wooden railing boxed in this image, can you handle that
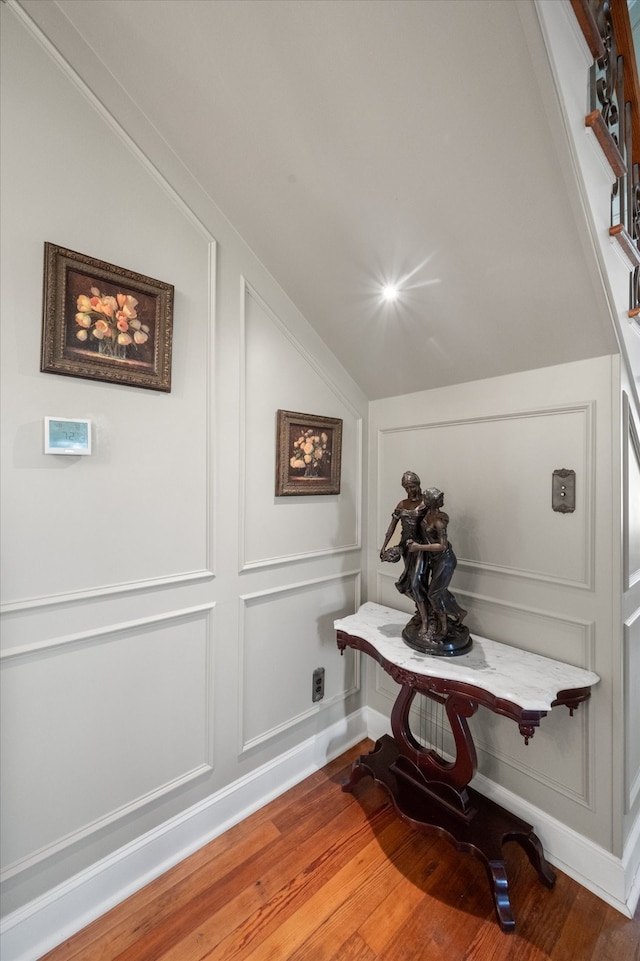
[571,0,640,318]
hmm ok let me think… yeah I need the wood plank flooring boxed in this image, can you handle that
[40,740,640,961]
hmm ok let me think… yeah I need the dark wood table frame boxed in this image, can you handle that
[337,627,594,932]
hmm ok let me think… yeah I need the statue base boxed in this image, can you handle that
[402,619,472,657]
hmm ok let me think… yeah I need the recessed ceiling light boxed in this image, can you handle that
[381,284,399,302]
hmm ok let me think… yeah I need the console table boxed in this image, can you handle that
[335,602,600,931]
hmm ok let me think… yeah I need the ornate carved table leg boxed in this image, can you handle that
[342,683,556,932]
[516,831,557,888]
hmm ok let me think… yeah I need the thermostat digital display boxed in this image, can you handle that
[44,417,92,455]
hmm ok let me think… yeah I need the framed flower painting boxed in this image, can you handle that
[40,243,174,391]
[275,409,343,496]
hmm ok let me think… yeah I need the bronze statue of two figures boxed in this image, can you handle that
[380,471,472,657]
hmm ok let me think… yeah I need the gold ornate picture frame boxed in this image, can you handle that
[275,409,343,496]
[41,242,174,392]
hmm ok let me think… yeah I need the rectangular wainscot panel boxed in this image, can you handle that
[625,610,640,812]
[378,404,592,587]
[241,285,361,569]
[0,4,214,606]
[240,574,359,751]
[625,394,640,589]
[0,606,213,877]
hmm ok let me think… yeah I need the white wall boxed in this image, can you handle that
[0,5,367,954]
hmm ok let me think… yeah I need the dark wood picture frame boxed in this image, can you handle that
[41,242,174,392]
[275,409,343,496]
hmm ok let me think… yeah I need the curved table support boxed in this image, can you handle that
[343,731,556,932]
[390,684,478,793]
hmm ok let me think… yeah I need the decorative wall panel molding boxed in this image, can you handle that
[203,238,217,579]
[373,580,596,670]
[0,569,215,616]
[239,572,360,752]
[377,403,595,590]
[0,604,215,879]
[0,5,218,610]
[376,573,595,664]
[623,392,640,590]
[453,589,596,668]
[1,231,217,614]
[0,604,215,662]
[455,557,592,591]
[241,545,361,571]
[239,281,362,571]
[625,608,640,811]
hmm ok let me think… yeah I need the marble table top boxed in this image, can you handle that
[335,602,600,712]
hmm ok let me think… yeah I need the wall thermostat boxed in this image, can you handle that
[44,417,92,455]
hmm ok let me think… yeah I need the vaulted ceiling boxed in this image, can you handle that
[18,0,622,399]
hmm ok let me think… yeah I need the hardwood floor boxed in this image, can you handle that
[40,740,639,961]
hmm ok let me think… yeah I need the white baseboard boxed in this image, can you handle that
[2,707,637,961]
[365,706,640,919]
[0,710,369,961]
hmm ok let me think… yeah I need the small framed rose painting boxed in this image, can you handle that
[275,409,343,496]
[40,243,174,391]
